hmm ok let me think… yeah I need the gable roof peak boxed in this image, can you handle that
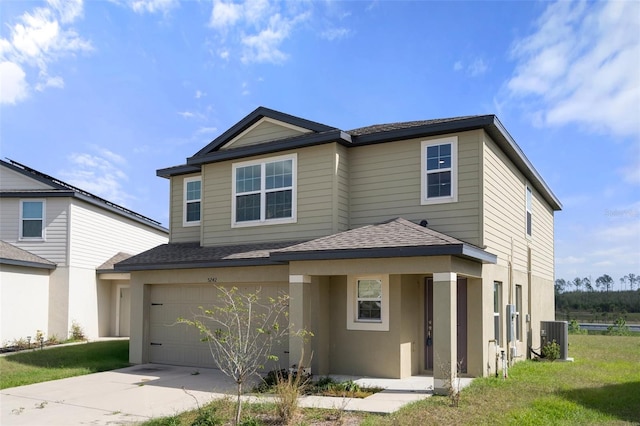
[189,106,337,160]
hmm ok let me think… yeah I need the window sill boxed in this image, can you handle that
[232,217,297,228]
[421,195,457,205]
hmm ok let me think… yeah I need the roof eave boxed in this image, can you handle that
[0,258,57,270]
[156,164,202,179]
[115,258,286,271]
[270,244,496,263]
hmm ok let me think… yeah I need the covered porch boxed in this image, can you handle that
[270,218,497,394]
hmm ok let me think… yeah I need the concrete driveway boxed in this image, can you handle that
[1,363,469,425]
[0,364,256,425]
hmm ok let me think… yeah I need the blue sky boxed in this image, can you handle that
[1,0,638,287]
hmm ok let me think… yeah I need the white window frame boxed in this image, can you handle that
[494,281,502,346]
[346,275,389,331]
[183,176,201,227]
[231,154,297,228]
[19,199,46,240]
[515,284,522,342]
[525,185,533,238]
[421,136,458,205]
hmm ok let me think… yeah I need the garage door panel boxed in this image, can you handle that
[149,284,289,370]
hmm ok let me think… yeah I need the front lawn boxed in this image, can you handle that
[143,334,640,425]
[0,340,129,389]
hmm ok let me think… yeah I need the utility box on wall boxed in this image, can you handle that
[540,321,569,360]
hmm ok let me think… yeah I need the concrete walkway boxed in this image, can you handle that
[0,364,473,425]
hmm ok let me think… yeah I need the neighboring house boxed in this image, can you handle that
[0,159,168,344]
[117,107,561,392]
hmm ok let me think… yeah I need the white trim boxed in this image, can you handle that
[433,272,456,282]
[525,185,533,239]
[231,153,297,228]
[19,199,46,241]
[346,275,389,331]
[222,117,312,149]
[115,284,129,337]
[421,136,458,205]
[289,275,311,284]
[183,176,201,227]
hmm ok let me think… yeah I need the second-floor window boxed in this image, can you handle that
[184,177,201,226]
[20,200,45,239]
[421,136,458,204]
[232,154,297,226]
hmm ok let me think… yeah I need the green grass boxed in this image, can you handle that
[142,334,640,425]
[0,340,130,389]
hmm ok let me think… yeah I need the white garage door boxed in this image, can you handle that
[149,284,289,369]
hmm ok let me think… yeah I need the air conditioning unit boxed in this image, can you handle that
[540,321,569,360]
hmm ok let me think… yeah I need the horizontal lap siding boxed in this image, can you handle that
[202,144,339,246]
[170,173,201,243]
[349,131,481,246]
[482,133,556,281]
[532,192,555,281]
[0,197,69,265]
[68,200,168,269]
[483,135,528,269]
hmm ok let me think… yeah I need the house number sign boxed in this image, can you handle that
[207,277,218,283]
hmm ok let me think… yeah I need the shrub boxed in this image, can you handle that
[568,319,587,335]
[607,316,630,336]
[541,339,560,361]
[69,321,86,341]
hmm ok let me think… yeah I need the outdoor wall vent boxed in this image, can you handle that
[540,320,569,360]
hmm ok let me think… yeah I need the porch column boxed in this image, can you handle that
[288,275,312,371]
[433,272,457,395]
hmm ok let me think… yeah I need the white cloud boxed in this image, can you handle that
[208,0,310,64]
[506,0,640,138]
[320,27,351,41]
[178,111,195,118]
[195,90,205,99]
[0,1,91,104]
[453,58,488,76]
[130,0,180,14]
[61,150,132,207]
[0,61,29,104]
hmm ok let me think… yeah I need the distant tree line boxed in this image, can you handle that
[555,273,640,316]
[555,273,639,294]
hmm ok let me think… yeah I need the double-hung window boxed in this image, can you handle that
[347,275,389,331]
[183,177,201,226]
[356,279,382,321]
[20,200,45,239]
[421,136,458,204]
[526,186,533,237]
[494,281,502,345]
[232,154,296,226]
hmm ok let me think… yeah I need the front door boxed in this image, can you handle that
[424,277,468,373]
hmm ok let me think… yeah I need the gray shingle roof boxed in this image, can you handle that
[269,218,496,263]
[97,252,133,271]
[0,241,56,269]
[116,218,496,271]
[347,116,482,136]
[115,240,308,271]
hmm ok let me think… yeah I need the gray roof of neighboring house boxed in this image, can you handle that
[0,240,56,270]
[97,252,133,272]
[1,159,168,233]
[157,107,561,211]
[115,218,496,271]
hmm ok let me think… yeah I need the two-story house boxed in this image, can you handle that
[0,159,168,344]
[117,107,561,392]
